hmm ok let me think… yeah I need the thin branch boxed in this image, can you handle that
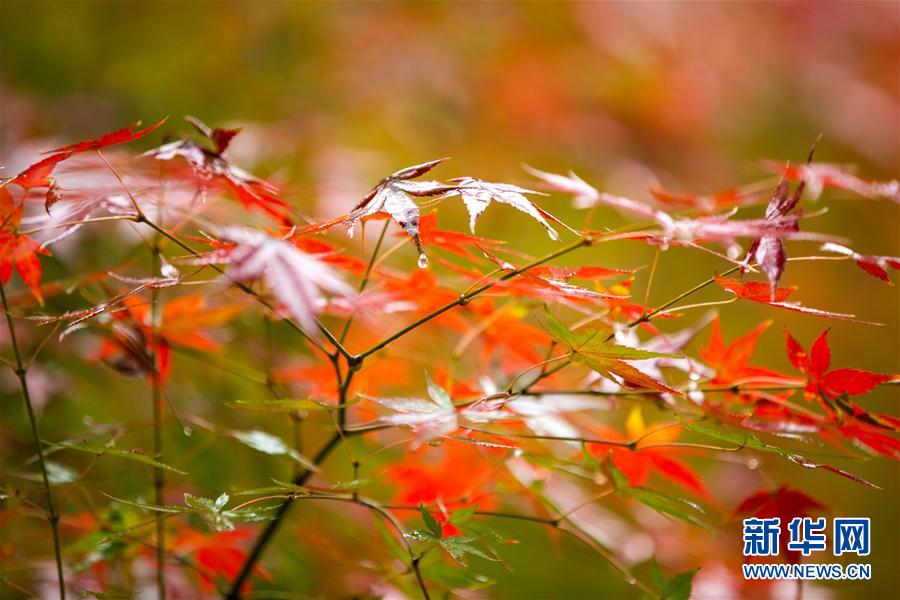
[0,280,66,599]
[339,218,391,344]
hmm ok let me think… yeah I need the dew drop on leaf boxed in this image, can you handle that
[417,253,430,269]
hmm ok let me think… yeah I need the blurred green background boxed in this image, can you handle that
[1,1,898,598]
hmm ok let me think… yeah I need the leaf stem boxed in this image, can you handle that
[0,280,66,599]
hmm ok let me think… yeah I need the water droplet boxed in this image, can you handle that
[625,576,637,586]
[747,457,759,470]
[183,426,193,437]
[417,253,429,269]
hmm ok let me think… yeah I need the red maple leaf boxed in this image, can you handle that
[143,116,291,223]
[412,211,506,260]
[94,294,239,383]
[821,243,900,284]
[700,317,794,391]
[386,442,502,528]
[648,184,743,212]
[590,409,709,498]
[735,486,826,564]
[768,161,900,203]
[43,118,167,155]
[714,275,872,322]
[171,526,268,594]
[5,152,73,190]
[784,329,899,401]
[1,188,49,303]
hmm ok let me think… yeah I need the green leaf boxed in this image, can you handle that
[440,537,498,565]
[101,493,187,515]
[184,493,216,512]
[405,529,439,543]
[543,306,576,347]
[543,319,679,393]
[227,398,334,413]
[233,479,312,497]
[682,422,776,452]
[650,560,699,600]
[52,442,188,475]
[623,487,709,530]
[449,504,479,525]
[683,422,880,488]
[231,430,317,471]
[327,478,375,491]
[605,458,630,490]
[419,503,442,538]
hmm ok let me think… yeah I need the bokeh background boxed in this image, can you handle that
[2,1,898,598]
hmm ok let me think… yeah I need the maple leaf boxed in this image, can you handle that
[90,294,239,383]
[471,250,631,307]
[591,408,709,498]
[699,317,795,390]
[411,211,506,260]
[216,228,353,334]
[820,242,900,284]
[43,118,167,155]
[171,527,269,594]
[143,116,291,222]
[332,158,455,268]
[544,308,680,394]
[3,151,72,190]
[0,233,48,304]
[294,237,368,275]
[523,165,601,209]
[836,422,900,460]
[525,166,831,254]
[475,304,553,364]
[713,275,876,322]
[1,188,48,303]
[743,164,808,296]
[385,442,499,509]
[2,119,166,225]
[374,371,458,446]
[767,161,900,203]
[734,486,826,563]
[784,329,899,402]
[648,184,743,212]
[442,176,572,241]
